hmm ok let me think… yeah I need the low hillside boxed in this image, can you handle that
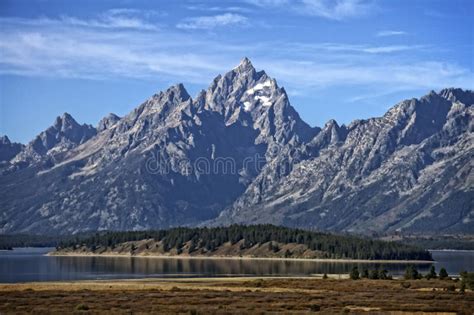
[54,225,432,261]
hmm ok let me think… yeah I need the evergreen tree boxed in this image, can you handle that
[369,269,379,280]
[460,282,466,293]
[404,265,420,280]
[378,269,388,280]
[425,266,437,279]
[460,271,474,290]
[439,267,449,280]
[350,266,360,280]
[57,224,432,261]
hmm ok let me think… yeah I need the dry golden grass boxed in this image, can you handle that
[0,277,472,314]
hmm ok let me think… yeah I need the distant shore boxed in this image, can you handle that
[49,251,434,264]
[428,249,474,252]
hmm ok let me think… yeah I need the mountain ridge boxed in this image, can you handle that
[0,58,472,235]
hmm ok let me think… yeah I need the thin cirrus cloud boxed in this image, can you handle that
[176,13,248,30]
[0,12,249,83]
[246,0,376,20]
[0,12,472,97]
[0,8,162,31]
[313,43,422,54]
[60,8,162,30]
[262,59,473,94]
[184,5,251,13]
[376,30,407,37]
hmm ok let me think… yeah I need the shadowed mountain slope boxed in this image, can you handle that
[0,59,472,235]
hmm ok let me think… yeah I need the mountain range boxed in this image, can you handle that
[1,58,472,235]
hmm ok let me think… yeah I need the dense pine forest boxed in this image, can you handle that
[398,236,474,250]
[0,234,76,249]
[58,225,432,260]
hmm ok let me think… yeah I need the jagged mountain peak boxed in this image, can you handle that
[438,87,474,105]
[223,57,266,87]
[0,135,23,163]
[53,112,81,131]
[166,83,191,101]
[97,113,121,132]
[103,112,120,120]
[148,83,191,103]
[145,83,192,113]
[323,119,346,140]
[206,59,281,112]
[1,56,472,236]
[141,83,193,118]
[48,112,95,137]
[234,57,254,73]
[415,88,474,106]
[60,112,74,120]
[211,88,473,234]
[324,119,339,128]
[0,135,11,145]
[305,118,346,151]
[9,113,97,163]
[201,59,315,146]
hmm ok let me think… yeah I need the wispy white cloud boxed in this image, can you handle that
[300,0,375,20]
[185,5,251,13]
[376,30,407,37]
[245,0,289,6]
[314,43,422,54]
[176,13,248,30]
[0,12,472,97]
[246,0,376,20]
[88,9,163,30]
[260,59,473,94]
[0,8,162,31]
[0,17,231,83]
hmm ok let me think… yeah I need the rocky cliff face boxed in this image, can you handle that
[7,113,96,170]
[0,136,23,163]
[211,88,473,234]
[97,113,121,132]
[0,59,472,235]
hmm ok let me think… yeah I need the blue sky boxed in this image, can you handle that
[1,0,473,143]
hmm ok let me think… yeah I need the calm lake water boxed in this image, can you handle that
[0,248,472,283]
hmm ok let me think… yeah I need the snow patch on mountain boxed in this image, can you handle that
[255,95,272,106]
[246,80,272,95]
[243,101,252,111]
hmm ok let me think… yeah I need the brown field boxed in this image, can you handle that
[0,277,472,314]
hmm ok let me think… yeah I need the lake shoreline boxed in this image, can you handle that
[49,251,434,264]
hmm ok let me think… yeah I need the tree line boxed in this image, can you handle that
[349,264,474,290]
[58,224,432,261]
[0,234,84,249]
[352,265,449,280]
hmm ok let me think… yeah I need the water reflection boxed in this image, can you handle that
[0,248,472,283]
[51,255,430,277]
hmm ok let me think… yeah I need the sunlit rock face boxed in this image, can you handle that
[0,59,472,235]
[212,87,474,235]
